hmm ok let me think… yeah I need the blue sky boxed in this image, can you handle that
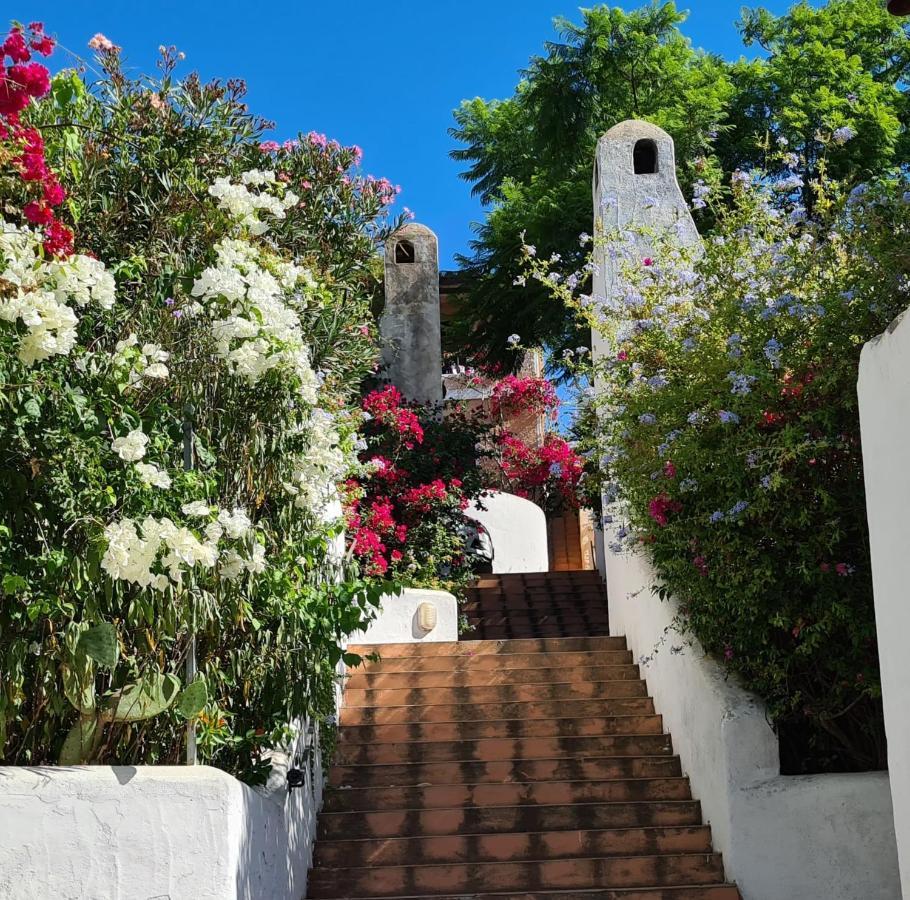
[18,1,804,266]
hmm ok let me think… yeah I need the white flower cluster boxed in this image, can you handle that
[101,502,266,590]
[0,220,115,365]
[208,170,299,236]
[191,238,319,399]
[115,333,170,382]
[284,409,349,514]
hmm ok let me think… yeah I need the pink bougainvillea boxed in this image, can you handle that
[489,375,559,418]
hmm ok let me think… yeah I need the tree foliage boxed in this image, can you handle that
[451,0,910,370]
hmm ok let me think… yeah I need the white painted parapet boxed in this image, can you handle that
[347,587,459,645]
[604,524,901,900]
[859,307,910,899]
[0,724,327,900]
[466,490,548,573]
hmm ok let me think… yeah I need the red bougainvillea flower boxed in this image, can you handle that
[647,492,682,527]
[490,375,559,418]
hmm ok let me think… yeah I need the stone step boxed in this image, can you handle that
[348,636,626,657]
[341,697,656,725]
[329,755,682,788]
[317,800,705,840]
[343,676,647,705]
[356,650,634,673]
[322,777,692,813]
[337,714,665,745]
[334,733,674,766]
[329,888,740,900]
[463,623,612,640]
[307,853,726,897]
[313,825,714,868]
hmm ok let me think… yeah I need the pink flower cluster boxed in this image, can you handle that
[0,23,73,257]
[648,492,682,527]
[498,433,584,505]
[489,375,559,418]
[362,386,424,449]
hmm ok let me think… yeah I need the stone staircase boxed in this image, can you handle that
[308,571,739,900]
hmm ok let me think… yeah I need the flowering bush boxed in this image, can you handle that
[0,29,401,780]
[526,157,910,772]
[495,432,585,513]
[489,374,558,418]
[347,386,491,590]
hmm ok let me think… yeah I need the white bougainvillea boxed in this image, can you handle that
[284,409,350,514]
[0,219,115,365]
[191,237,319,399]
[208,169,299,236]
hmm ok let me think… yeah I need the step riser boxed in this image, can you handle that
[329,756,682,788]
[329,889,741,900]
[334,734,674,766]
[314,826,714,868]
[344,669,645,694]
[318,801,704,840]
[307,854,726,898]
[341,698,655,725]
[323,778,692,813]
[464,627,613,640]
[348,637,626,657]
[338,715,664,745]
[357,650,633,673]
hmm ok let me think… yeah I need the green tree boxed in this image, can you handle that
[719,0,910,210]
[451,0,910,369]
[449,2,731,370]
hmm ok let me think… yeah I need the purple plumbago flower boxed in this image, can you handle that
[710,510,725,523]
[728,500,749,518]
[638,413,657,426]
[728,372,756,396]
[764,338,783,368]
[718,410,740,425]
[832,126,856,145]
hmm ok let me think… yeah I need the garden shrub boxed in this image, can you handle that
[527,155,910,772]
[0,26,402,781]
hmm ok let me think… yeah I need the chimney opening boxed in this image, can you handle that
[633,139,658,175]
[394,240,416,263]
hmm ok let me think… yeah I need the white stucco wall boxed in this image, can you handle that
[466,491,548,573]
[859,307,910,899]
[347,587,458,645]
[602,528,901,900]
[0,718,327,900]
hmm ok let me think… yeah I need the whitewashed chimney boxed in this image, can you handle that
[380,223,443,405]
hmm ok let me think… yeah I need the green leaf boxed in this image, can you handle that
[104,673,181,723]
[1,574,27,596]
[176,678,208,719]
[79,623,119,670]
[58,715,101,765]
[342,652,362,667]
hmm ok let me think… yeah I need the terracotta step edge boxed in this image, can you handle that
[326,887,739,900]
[316,799,702,819]
[326,776,690,793]
[328,752,678,770]
[340,697,655,712]
[309,850,724,875]
[339,715,664,736]
[313,823,712,846]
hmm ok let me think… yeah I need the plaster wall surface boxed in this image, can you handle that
[859,306,910,898]
[465,490,548,573]
[604,524,901,900]
[380,222,443,405]
[347,587,459,645]
[0,744,326,899]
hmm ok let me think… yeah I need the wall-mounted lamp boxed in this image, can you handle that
[417,602,437,632]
